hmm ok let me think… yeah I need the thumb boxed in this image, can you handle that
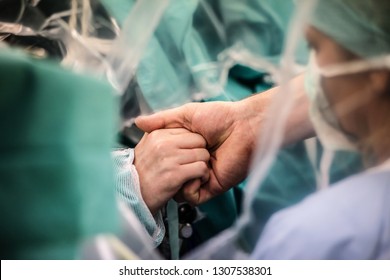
[135,106,189,133]
[177,179,202,206]
[173,179,200,204]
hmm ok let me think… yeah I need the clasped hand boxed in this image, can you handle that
[134,128,210,214]
[135,100,259,210]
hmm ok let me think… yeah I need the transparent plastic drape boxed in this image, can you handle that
[184,0,318,259]
[184,0,390,259]
[0,0,168,95]
[81,200,161,260]
[117,0,319,259]
[0,0,166,260]
[120,0,307,143]
[3,0,385,260]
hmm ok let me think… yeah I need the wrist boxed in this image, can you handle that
[236,91,273,152]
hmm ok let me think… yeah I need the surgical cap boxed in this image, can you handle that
[309,0,390,58]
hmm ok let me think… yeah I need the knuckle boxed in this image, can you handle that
[199,135,207,147]
[193,149,209,162]
[147,131,160,145]
[154,141,164,151]
[199,161,208,173]
[148,130,160,139]
[154,139,170,152]
[201,149,210,161]
[160,172,173,186]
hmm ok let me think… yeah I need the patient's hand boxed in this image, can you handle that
[134,128,210,215]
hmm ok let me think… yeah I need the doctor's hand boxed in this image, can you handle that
[135,100,264,206]
[134,128,210,215]
[135,75,313,206]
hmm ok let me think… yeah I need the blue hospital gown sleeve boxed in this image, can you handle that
[251,171,390,259]
[112,148,165,247]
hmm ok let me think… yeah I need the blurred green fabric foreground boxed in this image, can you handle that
[0,50,118,259]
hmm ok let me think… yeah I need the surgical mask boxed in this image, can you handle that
[305,53,359,152]
[305,52,390,152]
[305,52,390,189]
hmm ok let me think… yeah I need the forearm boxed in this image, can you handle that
[281,74,315,145]
[238,74,314,150]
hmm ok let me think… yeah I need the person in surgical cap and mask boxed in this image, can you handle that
[250,0,390,259]
[137,0,390,259]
